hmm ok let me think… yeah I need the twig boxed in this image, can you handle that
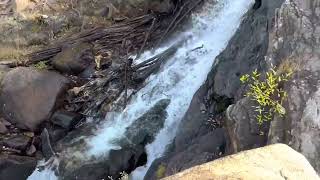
[155,1,190,47]
[136,17,156,59]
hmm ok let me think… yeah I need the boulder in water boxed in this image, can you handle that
[123,99,171,146]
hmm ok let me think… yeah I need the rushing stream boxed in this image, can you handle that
[28,0,253,179]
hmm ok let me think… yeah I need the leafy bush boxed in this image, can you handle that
[156,164,166,179]
[33,61,48,70]
[240,67,292,125]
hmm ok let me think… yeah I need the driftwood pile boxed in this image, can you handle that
[66,41,183,117]
[26,0,203,63]
[2,0,204,117]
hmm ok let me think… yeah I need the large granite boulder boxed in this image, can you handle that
[0,67,70,131]
[163,144,320,180]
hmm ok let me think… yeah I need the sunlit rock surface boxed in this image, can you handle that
[163,144,320,180]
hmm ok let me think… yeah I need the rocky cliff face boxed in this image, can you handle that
[147,0,320,178]
[225,0,320,172]
[266,0,320,172]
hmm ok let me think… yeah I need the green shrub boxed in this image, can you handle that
[156,164,166,179]
[240,67,292,125]
[33,61,48,70]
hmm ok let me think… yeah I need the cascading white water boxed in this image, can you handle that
[28,0,253,179]
[131,0,254,179]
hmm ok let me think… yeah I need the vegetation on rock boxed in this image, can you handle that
[156,164,167,179]
[240,67,292,124]
[33,60,49,70]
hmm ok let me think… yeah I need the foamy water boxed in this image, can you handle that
[28,0,253,179]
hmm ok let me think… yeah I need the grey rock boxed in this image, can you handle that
[51,110,84,130]
[0,67,70,131]
[225,97,268,153]
[123,99,170,146]
[110,0,174,17]
[41,128,58,160]
[1,135,31,151]
[0,121,8,134]
[145,129,227,180]
[213,0,284,99]
[52,43,94,74]
[0,154,37,180]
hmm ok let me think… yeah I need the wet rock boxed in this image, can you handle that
[49,127,69,143]
[145,129,227,180]
[51,110,84,130]
[41,128,64,159]
[225,97,269,152]
[253,0,262,10]
[164,144,320,180]
[0,154,37,180]
[58,99,170,180]
[122,99,171,146]
[26,145,37,156]
[0,67,70,131]
[1,135,31,151]
[52,43,94,75]
[212,0,284,99]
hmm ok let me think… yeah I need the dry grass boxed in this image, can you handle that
[0,46,36,61]
[15,0,34,13]
[277,58,301,75]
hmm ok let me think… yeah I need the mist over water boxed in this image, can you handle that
[28,0,253,179]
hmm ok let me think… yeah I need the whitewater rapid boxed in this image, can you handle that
[28,0,253,179]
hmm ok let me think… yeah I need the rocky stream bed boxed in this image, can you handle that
[0,0,320,180]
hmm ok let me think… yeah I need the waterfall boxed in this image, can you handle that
[131,0,253,178]
[28,0,253,179]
